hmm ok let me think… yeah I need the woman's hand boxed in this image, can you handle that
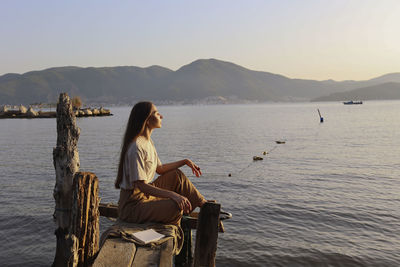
[157,159,203,176]
[171,192,192,214]
[184,159,202,177]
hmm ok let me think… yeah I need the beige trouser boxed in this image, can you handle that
[118,169,205,225]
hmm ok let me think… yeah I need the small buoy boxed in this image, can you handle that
[253,156,263,161]
[228,173,232,177]
[318,109,324,123]
[263,151,267,155]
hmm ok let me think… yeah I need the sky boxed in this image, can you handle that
[1,0,400,81]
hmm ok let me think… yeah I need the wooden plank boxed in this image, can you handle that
[131,238,174,267]
[183,213,225,233]
[98,203,225,232]
[92,238,136,267]
[193,202,220,267]
[99,203,118,218]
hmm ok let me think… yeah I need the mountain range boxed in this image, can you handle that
[1,58,400,105]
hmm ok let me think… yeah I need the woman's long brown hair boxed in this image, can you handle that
[115,101,153,189]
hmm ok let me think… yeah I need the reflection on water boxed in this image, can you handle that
[0,101,399,266]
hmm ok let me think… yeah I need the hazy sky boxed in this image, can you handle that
[1,0,399,80]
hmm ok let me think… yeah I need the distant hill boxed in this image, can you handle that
[367,73,400,83]
[1,59,400,105]
[0,65,173,105]
[311,82,400,102]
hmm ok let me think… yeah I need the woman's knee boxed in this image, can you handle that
[175,168,184,175]
[165,168,183,176]
[159,200,183,224]
[164,168,187,183]
[175,168,189,182]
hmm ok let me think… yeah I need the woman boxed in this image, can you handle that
[115,102,207,225]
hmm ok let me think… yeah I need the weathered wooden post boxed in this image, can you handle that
[53,93,81,266]
[70,172,100,267]
[175,218,194,266]
[194,202,221,267]
[52,93,100,267]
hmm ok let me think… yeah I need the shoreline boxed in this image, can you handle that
[0,106,112,119]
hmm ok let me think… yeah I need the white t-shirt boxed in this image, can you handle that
[120,136,162,190]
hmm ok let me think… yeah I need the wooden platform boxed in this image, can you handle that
[98,202,223,267]
[93,223,176,267]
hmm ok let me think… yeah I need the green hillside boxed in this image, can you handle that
[1,59,400,105]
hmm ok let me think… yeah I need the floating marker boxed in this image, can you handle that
[317,109,324,123]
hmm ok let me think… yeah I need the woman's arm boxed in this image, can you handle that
[135,181,192,213]
[156,159,202,177]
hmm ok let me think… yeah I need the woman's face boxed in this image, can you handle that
[147,105,163,129]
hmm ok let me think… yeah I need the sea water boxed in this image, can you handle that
[0,101,399,266]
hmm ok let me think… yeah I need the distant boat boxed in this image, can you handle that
[343,101,363,105]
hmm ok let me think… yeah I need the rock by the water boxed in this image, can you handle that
[100,107,111,115]
[0,105,8,114]
[92,108,100,115]
[83,108,92,115]
[19,105,27,114]
[26,107,39,117]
